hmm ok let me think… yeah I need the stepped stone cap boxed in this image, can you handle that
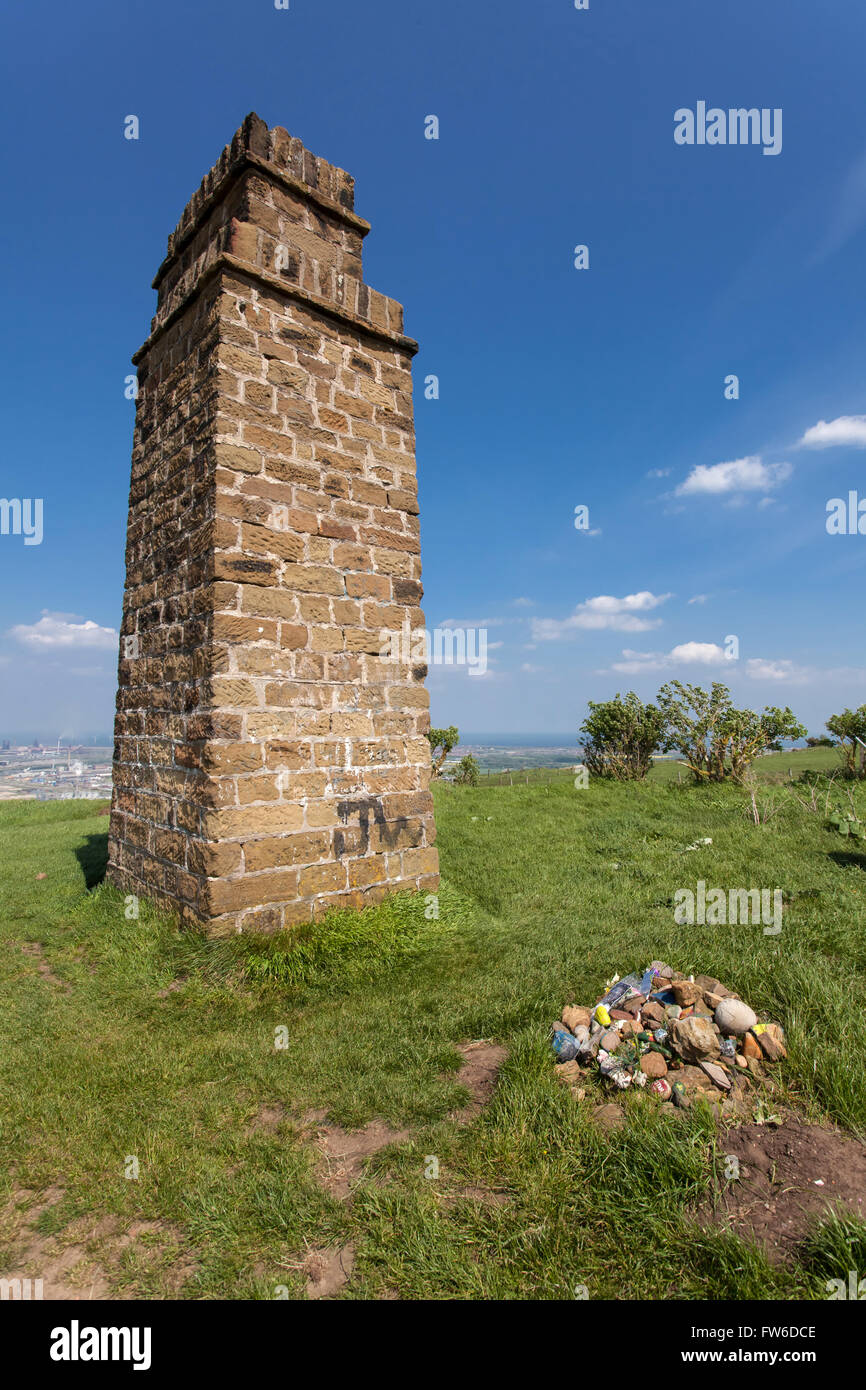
[138,112,415,361]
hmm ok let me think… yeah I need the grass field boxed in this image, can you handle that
[1,750,865,1300]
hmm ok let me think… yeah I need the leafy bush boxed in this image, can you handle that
[579,691,663,780]
[806,735,835,748]
[826,706,866,779]
[453,754,480,786]
[426,725,459,778]
[657,681,806,785]
[827,808,866,841]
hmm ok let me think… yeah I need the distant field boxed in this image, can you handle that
[443,744,580,776]
[476,746,846,788]
[647,746,843,785]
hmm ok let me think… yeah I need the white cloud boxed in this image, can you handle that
[520,662,544,673]
[532,591,672,640]
[601,652,860,687]
[9,612,118,651]
[511,597,535,608]
[607,645,818,683]
[798,415,866,449]
[676,455,792,496]
[647,468,672,478]
[608,641,729,675]
[688,594,708,605]
[670,642,728,665]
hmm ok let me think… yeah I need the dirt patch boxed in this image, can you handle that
[248,1103,286,1134]
[307,1119,411,1199]
[19,942,69,992]
[299,1040,506,1203]
[708,1117,866,1260]
[155,977,187,999]
[0,1187,109,1299]
[449,1041,508,1124]
[0,1188,196,1298]
[303,1243,356,1299]
[300,1107,330,1127]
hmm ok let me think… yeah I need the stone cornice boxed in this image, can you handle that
[132,253,419,364]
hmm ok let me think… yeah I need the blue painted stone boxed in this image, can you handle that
[552,1030,580,1062]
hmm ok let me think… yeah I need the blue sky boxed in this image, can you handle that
[1,0,864,741]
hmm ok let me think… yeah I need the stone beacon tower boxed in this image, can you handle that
[107,113,438,934]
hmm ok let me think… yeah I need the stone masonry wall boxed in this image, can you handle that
[107,113,439,935]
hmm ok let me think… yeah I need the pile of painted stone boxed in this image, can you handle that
[551,962,787,1113]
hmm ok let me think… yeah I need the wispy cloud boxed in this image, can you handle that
[798,415,866,449]
[811,148,866,264]
[600,647,859,687]
[532,591,672,640]
[8,612,118,651]
[437,616,506,628]
[745,657,809,682]
[676,456,792,497]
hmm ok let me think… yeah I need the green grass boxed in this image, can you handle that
[1,751,865,1299]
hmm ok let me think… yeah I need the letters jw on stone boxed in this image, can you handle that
[107,113,438,934]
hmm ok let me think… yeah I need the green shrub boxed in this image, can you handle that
[453,754,480,786]
[827,808,866,841]
[580,691,663,780]
[657,681,806,785]
[426,725,459,778]
[826,706,866,778]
